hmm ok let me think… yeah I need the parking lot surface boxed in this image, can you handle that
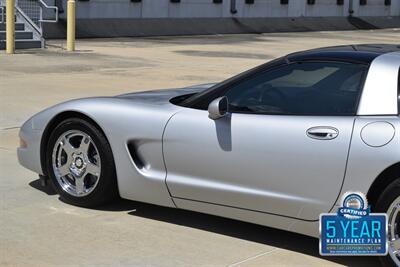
[1,29,400,266]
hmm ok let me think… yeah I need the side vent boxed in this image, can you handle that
[127,141,145,169]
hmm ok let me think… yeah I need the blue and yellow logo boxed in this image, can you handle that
[320,191,388,256]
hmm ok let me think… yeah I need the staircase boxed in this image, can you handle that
[0,0,58,50]
[0,9,42,49]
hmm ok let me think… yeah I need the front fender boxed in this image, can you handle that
[19,97,182,207]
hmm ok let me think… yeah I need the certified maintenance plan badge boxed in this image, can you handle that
[320,192,388,256]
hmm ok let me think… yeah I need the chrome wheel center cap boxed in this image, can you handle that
[75,158,84,168]
[70,154,87,177]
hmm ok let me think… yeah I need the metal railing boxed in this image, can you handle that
[0,0,5,24]
[15,0,58,35]
[0,6,4,24]
[39,0,58,23]
[17,0,41,26]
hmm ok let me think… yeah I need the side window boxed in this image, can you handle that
[224,62,368,116]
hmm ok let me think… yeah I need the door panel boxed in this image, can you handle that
[164,108,355,220]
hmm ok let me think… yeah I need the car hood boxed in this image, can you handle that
[115,83,215,105]
[23,83,216,132]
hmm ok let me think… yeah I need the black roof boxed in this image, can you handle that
[287,44,400,64]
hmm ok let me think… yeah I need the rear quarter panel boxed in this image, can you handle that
[335,116,400,209]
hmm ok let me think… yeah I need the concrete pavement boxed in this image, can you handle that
[1,29,400,266]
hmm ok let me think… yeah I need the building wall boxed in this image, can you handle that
[62,0,400,19]
[43,0,400,38]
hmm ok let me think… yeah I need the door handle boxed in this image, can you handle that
[306,127,339,140]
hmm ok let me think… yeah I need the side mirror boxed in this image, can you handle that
[208,96,228,120]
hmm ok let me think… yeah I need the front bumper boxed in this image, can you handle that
[17,119,44,175]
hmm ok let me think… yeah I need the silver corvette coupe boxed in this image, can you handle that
[19,44,400,265]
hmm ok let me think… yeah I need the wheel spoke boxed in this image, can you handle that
[79,136,91,155]
[61,138,75,155]
[57,163,70,177]
[75,178,85,195]
[391,238,400,251]
[86,162,100,177]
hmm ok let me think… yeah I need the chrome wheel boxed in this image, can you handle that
[52,130,101,197]
[388,196,400,266]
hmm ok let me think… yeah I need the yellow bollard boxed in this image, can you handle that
[6,0,15,54]
[67,0,75,52]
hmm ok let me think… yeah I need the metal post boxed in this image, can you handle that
[67,0,75,52]
[6,0,15,54]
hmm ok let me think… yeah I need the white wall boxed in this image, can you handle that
[168,0,224,18]
[304,0,347,16]
[71,0,400,19]
[354,0,393,16]
[233,0,289,18]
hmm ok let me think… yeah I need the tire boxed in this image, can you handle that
[374,179,400,267]
[46,117,118,208]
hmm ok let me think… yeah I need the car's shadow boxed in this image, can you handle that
[29,179,58,195]
[30,179,381,267]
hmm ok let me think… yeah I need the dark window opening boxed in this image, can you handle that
[223,62,367,116]
[177,61,368,116]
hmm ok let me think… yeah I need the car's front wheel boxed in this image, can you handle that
[375,179,400,267]
[46,117,118,207]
